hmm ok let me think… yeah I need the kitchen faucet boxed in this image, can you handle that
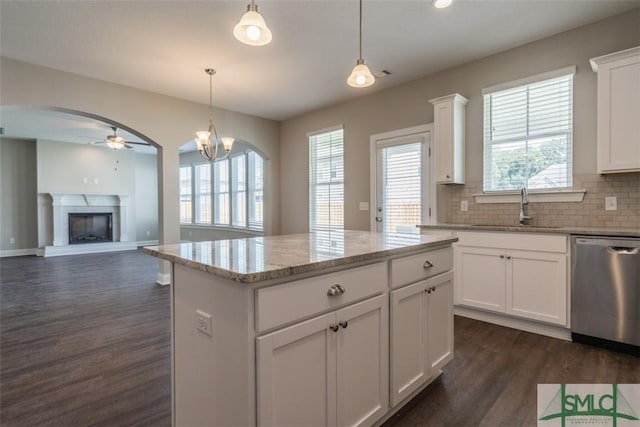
[519,186,532,225]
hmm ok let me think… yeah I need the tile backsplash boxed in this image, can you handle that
[446,173,640,229]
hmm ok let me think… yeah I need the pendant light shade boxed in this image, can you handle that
[234,1,272,46]
[347,59,375,88]
[195,69,234,162]
[347,0,375,88]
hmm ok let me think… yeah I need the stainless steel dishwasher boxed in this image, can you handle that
[571,236,640,355]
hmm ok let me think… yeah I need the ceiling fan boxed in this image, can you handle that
[89,126,147,150]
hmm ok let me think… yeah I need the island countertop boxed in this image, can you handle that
[143,230,457,283]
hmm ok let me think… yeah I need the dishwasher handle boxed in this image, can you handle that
[607,246,640,255]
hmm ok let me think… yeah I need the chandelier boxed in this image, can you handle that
[195,68,234,162]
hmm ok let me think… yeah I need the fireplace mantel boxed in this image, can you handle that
[43,193,135,257]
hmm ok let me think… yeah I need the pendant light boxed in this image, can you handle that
[233,0,272,46]
[347,0,375,88]
[195,69,234,162]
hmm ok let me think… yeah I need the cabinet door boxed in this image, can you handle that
[596,53,640,173]
[426,272,454,372]
[390,280,428,407]
[433,102,453,183]
[506,250,567,325]
[257,312,337,427]
[336,294,389,427]
[455,246,506,312]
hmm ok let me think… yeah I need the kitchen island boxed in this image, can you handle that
[144,230,457,427]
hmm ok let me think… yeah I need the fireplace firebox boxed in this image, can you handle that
[68,213,113,244]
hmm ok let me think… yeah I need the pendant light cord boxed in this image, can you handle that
[359,0,363,60]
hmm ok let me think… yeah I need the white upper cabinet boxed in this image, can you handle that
[590,46,640,174]
[430,93,469,184]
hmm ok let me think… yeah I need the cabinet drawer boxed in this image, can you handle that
[390,247,453,289]
[256,262,387,332]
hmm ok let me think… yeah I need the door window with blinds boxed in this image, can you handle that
[483,67,574,192]
[309,128,344,231]
[375,134,428,234]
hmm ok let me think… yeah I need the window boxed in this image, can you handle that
[194,164,211,224]
[309,128,344,231]
[248,152,264,229]
[378,140,424,234]
[180,149,264,230]
[214,159,230,225]
[179,166,192,223]
[483,67,574,192]
[232,155,247,227]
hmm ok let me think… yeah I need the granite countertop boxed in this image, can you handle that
[143,230,457,283]
[418,223,640,237]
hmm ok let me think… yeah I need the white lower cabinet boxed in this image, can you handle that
[257,294,389,427]
[454,232,568,326]
[390,272,453,407]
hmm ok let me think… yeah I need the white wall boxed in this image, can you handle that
[279,10,640,234]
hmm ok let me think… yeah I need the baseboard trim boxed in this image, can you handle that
[454,306,571,341]
[0,248,38,258]
[156,272,171,286]
[137,240,159,247]
[43,242,138,257]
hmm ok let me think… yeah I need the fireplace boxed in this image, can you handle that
[68,213,113,244]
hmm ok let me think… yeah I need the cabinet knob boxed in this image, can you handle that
[327,284,346,297]
[423,260,434,269]
[339,321,348,329]
[499,255,505,259]
[446,174,450,178]
[506,255,511,260]
[329,324,339,332]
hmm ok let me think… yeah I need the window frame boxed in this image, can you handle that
[482,66,575,193]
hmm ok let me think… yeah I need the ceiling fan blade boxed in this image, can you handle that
[124,144,134,149]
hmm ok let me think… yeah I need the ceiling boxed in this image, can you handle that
[2,0,639,122]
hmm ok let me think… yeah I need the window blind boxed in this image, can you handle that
[309,128,344,231]
[179,166,192,223]
[194,164,211,224]
[232,155,247,227]
[214,158,230,225]
[248,151,264,230]
[378,142,422,234]
[483,71,573,192]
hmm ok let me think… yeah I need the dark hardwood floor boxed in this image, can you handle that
[1,250,171,427]
[1,251,638,426]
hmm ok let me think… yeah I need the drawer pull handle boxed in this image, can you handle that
[329,324,339,332]
[339,321,348,329]
[327,284,346,297]
[423,260,434,269]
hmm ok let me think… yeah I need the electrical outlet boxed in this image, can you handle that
[93,178,99,184]
[146,230,150,236]
[359,202,369,211]
[605,196,617,211]
[83,177,88,184]
[461,200,468,212]
[9,237,15,244]
[196,310,212,337]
